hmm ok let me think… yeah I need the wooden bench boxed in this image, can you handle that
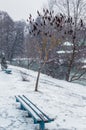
[5,69,12,74]
[15,95,54,130]
[1,67,12,74]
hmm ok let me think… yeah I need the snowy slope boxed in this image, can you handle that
[0,65,86,130]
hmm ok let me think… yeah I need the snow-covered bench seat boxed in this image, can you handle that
[15,95,54,130]
[5,69,12,74]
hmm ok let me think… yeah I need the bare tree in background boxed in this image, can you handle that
[0,12,25,61]
[48,0,86,81]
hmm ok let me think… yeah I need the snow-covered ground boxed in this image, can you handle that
[0,65,86,130]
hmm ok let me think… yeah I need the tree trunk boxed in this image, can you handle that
[66,64,72,81]
[66,40,76,81]
[35,67,41,91]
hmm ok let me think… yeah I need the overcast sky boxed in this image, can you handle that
[0,0,48,21]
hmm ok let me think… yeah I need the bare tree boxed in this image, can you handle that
[48,0,86,81]
[0,12,25,61]
[27,9,65,91]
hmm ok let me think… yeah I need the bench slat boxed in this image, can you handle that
[23,95,54,122]
[16,96,41,122]
[20,95,49,122]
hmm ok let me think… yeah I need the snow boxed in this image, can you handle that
[0,65,86,130]
[57,50,73,54]
[82,65,86,68]
[63,42,73,46]
[83,60,86,63]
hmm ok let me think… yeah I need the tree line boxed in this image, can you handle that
[0,11,26,61]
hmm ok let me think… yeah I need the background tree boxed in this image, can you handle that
[0,11,14,59]
[9,21,25,61]
[0,11,26,61]
[48,0,86,81]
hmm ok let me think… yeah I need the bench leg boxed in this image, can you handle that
[20,104,26,111]
[28,113,32,118]
[39,122,45,130]
[16,98,19,102]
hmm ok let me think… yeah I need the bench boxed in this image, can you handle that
[15,95,54,130]
[5,69,12,74]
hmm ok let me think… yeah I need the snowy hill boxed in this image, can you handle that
[0,65,86,130]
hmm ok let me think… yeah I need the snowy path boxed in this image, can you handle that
[0,66,86,130]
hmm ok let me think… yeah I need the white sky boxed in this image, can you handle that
[0,0,48,21]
